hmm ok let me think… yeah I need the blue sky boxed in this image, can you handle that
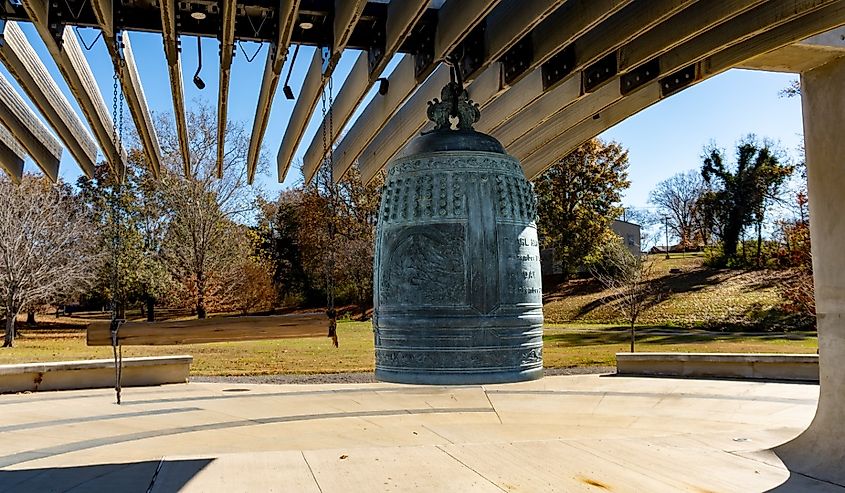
[602,69,804,209]
[3,24,804,209]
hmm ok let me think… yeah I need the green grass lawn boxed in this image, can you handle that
[0,321,817,376]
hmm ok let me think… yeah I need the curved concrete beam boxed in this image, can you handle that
[322,0,506,184]
[159,0,191,176]
[0,123,26,182]
[216,0,237,178]
[276,46,323,182]
[508,0,826,168]
[0,21,97,177]
[300,0,431,184]
[275,1,368,183]
[519,2,845,179]
[0,71,62,181]
[91,0,162,178]
[311,0,563,184]
[246,0,300,183]
[352,0,644,184]
[21,0,125,175]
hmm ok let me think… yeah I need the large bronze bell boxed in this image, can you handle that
[373,81,544,384]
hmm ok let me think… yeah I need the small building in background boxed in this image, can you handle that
[611,219,641,257]
[540,219,642,276]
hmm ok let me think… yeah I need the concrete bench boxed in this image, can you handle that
[0,355,193,393]
[616,352,819,382]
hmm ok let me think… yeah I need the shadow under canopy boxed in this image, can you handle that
[0,459,213,492]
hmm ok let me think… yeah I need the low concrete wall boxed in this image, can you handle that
[0,355,193,393]
[616,353,819,382]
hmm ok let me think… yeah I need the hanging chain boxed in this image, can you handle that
[119,77,125,183]
[109,61,126,404]
[112,72,119,155]
[320,70,339,348]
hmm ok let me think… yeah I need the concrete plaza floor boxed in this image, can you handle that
[0,374,839,492]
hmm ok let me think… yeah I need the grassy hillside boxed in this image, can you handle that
[543,254,806,330]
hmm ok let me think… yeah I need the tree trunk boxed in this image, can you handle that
[756,221,763,267]
[723,213,742,259]
[139,303,145,318]
[3,294,17,347]
[630,320,635,353]
[26,311,36,325]
[3,314,15,348]
[196,272,207,319]
[146,297,155,322]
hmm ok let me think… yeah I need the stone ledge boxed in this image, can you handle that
[0,355,193,393]
[616,352,818,381]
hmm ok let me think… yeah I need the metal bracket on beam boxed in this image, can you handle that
[367,13,386,76]
[660,64,697,97]
[320,45,331,74]
[113,1,126,61]
[456,20,486,80]
[176,9,182,52]
[46,0,65,48]
[540,45,575,91]
[0,0,6,42]
[583,52,617,94]
[501,35,532,86]
[115,30,125,61]
[175,9,182,53]
[621,59,659,96]
[410,11,436,80]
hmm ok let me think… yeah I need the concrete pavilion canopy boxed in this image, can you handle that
[0,0,844,186]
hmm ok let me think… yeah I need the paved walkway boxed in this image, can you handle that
[0,374,839,492]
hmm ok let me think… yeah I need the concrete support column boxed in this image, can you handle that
[776,55,845,486]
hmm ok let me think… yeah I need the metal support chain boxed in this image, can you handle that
[319,65,339,348]
[110,62,126,404]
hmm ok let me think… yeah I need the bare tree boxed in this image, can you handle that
[0,176,97,347]
[649,170,708,247]
[155,104,261,318]
[591,240,660,352]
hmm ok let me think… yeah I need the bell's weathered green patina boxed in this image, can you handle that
[373,82,543,384]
